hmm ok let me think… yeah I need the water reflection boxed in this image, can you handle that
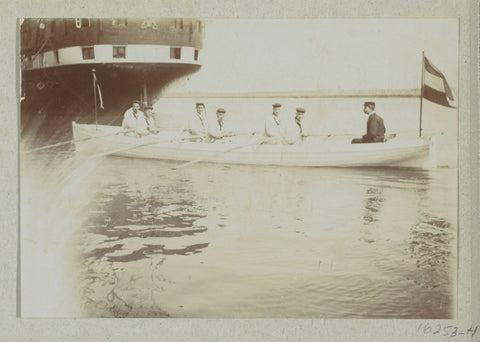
[73,179,211,317]
[21,140,457,318]
[83,188,209,261]
[410,211,454,269]
[66,161,456,318]
[362,187,384,225]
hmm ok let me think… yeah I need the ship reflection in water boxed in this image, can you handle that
[63,156,456,318]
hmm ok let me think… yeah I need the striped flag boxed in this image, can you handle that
[92,72,104,110]
[423,56,456,108]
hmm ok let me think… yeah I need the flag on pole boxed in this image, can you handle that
[92,72,104,110]
[96,82,104,110]
[422,56,456,108]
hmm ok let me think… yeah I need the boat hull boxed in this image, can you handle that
[72,123,432,168]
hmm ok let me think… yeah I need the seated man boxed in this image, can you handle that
[122,100,149,137]
[284,107,307,144]
[264,103,284,142]
[144,105,160,134]
[351,101,386,144]
[188,102,208,141]
[208,108,235,142]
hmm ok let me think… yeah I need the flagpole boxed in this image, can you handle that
[419,51,424,137]
[92,69,98,131]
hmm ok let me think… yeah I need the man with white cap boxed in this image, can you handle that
[188,102,208,141]
[283,107,308,144]
[208,108,234,142]
[264,103,283,140]
[122,100,148,137]
[144,105,160,134]
[294,107,306,138]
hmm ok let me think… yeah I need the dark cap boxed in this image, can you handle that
[144,105,153,110]
[364,101,375,108]
[132,100,141,105]
[296,107,306,113]
[216,108,226,113]
[272,103,282,108]
[195,102,205,107]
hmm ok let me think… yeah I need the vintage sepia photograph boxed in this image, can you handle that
[20,18,458,319]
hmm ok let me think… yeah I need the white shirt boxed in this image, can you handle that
[208,119,229,139]
[280,118,304,144]
[188,112,207,137]
[146,116,160,132]
[264,114,282,138]
[122,108,148,137]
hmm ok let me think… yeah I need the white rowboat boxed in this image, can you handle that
[72,122,432,168]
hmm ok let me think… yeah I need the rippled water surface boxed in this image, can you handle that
[20,97,457,318]
[70,159,456,318]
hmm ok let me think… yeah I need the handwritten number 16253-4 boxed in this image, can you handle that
[418,323,478,337]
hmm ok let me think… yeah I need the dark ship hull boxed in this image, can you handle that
[20,18,204,137]
[21,62,200,125]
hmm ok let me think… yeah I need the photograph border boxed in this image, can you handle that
[2,0,478,340]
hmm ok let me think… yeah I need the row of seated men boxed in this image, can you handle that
[121,100,386,144]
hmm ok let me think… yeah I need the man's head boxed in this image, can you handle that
[216,108,226,121]
[363,101,375,115]
[196,102,205,115]
[132,100,141,113]
[272,103,282,116]
[145,105,154,117]
[295,107,306,122]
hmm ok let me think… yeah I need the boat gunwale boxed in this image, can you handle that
[72,122,431,168]
[72,122,431,153]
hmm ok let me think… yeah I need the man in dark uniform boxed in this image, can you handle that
[351,101,386,144]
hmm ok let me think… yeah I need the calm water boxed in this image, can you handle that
[20,97,457,318]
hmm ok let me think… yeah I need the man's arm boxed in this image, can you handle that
[122,111,136,130]
[136,114,149,136]
[366,116,379,139]
[379,117,386,136]
[208,129,223,140]
[265,116,280,137]
[148,117,160,133]
[188,115,206,136]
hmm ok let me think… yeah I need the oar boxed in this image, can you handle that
[235,131,263,137]
[208,131,261,141]
[172,136,277,170]
[232,131,262,136]
[24,129,134,154]
[321,134,333,144]
[285,133,332,145]
[304,133,332,137]
[83,134,203,162]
